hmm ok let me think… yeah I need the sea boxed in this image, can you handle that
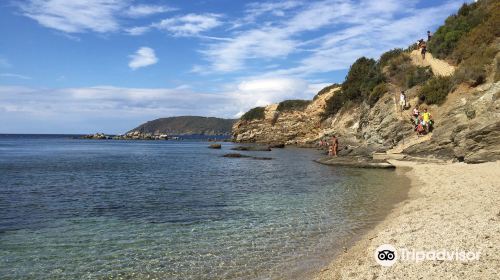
[0,134,409,279]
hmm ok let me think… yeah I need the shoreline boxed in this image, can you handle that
[313,160,500,279]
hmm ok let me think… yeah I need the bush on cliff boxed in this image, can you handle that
[451,1,499,86]
[453,46,497,87]
[342,57,384,102]
[451,1,499,64]
[323,57,384,118]
[419,76,452,105]
[379,48,404,67]
[276,99,311,112]
[313,83,341,100]
[384,53,432,89]
[406,66,433,88]
[428,1,484,60]
[241,107,265,121]
[322,91,347,118]
[368,83,388,107]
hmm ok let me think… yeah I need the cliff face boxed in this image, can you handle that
[232,87,340,144]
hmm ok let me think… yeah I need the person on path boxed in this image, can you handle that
[399,91,406,112]
[420,40,427,59]
[427,30,432,42]
[422,108,432,132]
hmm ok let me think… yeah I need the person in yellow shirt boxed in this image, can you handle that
[422,108,432,132]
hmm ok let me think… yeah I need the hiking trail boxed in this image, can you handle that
[410,50,455,77]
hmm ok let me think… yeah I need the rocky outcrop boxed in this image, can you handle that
[209,144,221,149]
[404,82,500,163]
[233,80,500,162]
[232,87,340,144]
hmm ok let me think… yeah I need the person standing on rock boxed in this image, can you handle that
[330,135,339,156]
[427,30,432,42]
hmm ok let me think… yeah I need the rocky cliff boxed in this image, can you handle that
[233,0,499,163]
[233,87,340,144]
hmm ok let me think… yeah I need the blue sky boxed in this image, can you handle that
[0,0,470,134]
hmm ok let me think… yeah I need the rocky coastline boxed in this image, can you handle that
[81,131,180,140]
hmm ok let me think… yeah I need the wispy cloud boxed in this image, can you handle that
[243,1,303,22]
[19,0,126,33]
[0,73,32,80]
[153,13,222,37]
[124,4,176,18]
[201,0,463,76]
[125,26,152,36]
[128,47,158,70]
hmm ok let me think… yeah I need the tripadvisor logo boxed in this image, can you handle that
[375,244,397,267]
[374,244,481,267]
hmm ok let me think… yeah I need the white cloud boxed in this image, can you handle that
[125,26,151,36]
[0,73,32,80]
[201,0,463,76]
[124,4,176,18]
[203,28,296,72]
[18,1,177,34]
[128,47,158,70]
[153,13,222,37]
[0,76,326,133]
[245,1,303,20]
[19,0,126,33]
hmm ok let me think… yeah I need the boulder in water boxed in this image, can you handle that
[209,144,222,149]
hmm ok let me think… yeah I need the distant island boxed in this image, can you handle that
[83,116,236,140]
[129,116,236,136]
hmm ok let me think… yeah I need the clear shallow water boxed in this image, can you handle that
[0,135,409,279]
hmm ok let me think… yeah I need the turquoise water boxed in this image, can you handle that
[0,135,408,279]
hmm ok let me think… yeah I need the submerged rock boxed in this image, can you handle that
[222,153,273,160]
[209,144,222,149]
[222,153,250,158]
[231,146,271,151]
[269,143,285,148]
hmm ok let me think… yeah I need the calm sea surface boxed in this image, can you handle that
[0,135,409,279]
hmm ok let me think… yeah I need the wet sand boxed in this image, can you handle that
[314,160,500,279]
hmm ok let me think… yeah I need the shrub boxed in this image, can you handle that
[428,1,488,60]
[276,99,311,112]
[384,54,430,89]
[452,3,499,64]
[386,54,412,75]
[240,106,265,121]
[342,57,384,102]
[322,57,384,118]
[419,76,452,105]
[322,90,347,118]
[313,83,340,100]
[406,66,433,88]
[379,48,404,67]
[368,83,388,107]
[453,46,497,87]
[405,42,419,52]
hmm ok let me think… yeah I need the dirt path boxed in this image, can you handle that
[410,50,455,77]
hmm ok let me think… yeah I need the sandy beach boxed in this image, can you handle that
[314,160,500,279]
